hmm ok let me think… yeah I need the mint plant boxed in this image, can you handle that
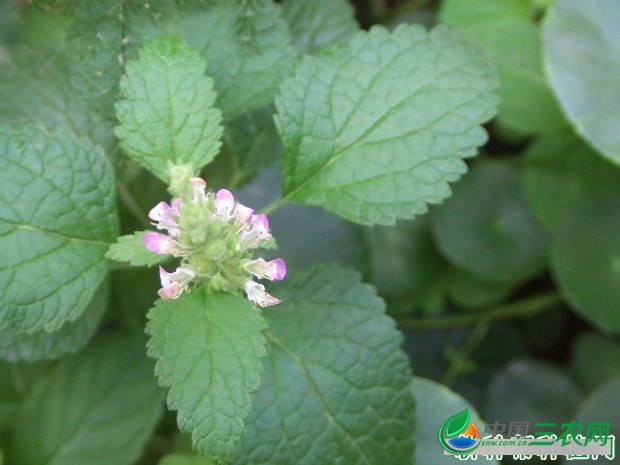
[1,1,619,465]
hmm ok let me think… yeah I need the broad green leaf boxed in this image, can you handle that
[275,24,499,225]
[441,0,566,135]
[159,454,214,465]
[0,46,116,153]
[11,334,165,465]
[484,360,581,424]
[233,264,415,465]
[116,35,223,181]
[571,332,620,393]
[543,0,620,165]
[431,161,547,284]
[106,232,170,267]
[550,197,620,333]
[412,377,499,465]
[33,0,173,119]
[146,287,268,464]
[280,0,358,54]
[173,0,298,120]
[0,124,118,334]
[0,281,108,363]
[522,132,620,233]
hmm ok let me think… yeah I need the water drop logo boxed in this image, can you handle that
[438,409,481,455]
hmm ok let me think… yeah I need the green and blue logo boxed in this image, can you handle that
[438,409,481,455]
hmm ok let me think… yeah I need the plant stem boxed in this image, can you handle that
[442,321,490,388]
[396,291,563,331]
[260,196,289,215]
[116,181,150,229]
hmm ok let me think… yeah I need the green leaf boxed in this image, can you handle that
[543,0,620,165]
[440,0,566,135]
[34,0,173,119]
[0,46,116,153]
[0,124,119,334]
[569,377,620,465]
[550,197,620,333]
[159,454,214,465]
[412,377,499,465]
[280,0,359,54]
[232,264,415,465]
[11,334,165,465]
[146,287,268,464]
[431,161,547,284]
[174,0,298,120]
[116,35,224,181]
[106,232,170,267]
[445,266,515,309]
[0,280,108,363]
[522,132,620,233]
[275,24,499,225]
[571,332,620,393]
[484,360,581,423]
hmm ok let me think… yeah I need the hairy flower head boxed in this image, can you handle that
[143,175,285,306]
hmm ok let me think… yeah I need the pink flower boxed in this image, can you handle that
[245,258,286,281]
[243,280,281,307]
[143,232,177,255]
[148,199,182,236]
[241,214,272,247]
[157,266,195,300]
[214,189,235,220]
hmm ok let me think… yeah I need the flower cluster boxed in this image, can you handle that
[143,176,285,306]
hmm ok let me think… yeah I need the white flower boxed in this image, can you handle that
[243,280,281,307]
[157,266,195,300]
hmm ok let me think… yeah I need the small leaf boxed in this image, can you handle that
[106,232,169,267]
[11,334,165,465]
[431,161,547,284]
[550,197,620,333]
[275,24,499,225]
[543,0,620,165]
[0,281,108,363]
[0,124,118,334]
[233,264,415,465]
[146,286,267,464]
[281,0,359,54]
[412,377,499,465]
[116,35,223,181]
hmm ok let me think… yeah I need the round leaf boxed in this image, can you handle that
[543,0,620,165]
[431,161,547,284]
[550,196,620,333]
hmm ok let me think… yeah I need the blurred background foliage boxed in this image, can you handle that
[0,0,618,464]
